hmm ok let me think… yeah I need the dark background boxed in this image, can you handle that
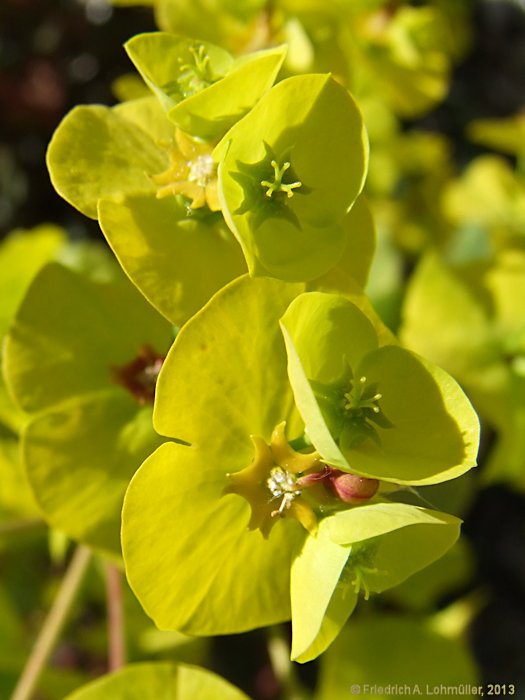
[1,0,525,695]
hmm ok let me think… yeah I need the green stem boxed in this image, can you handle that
[105,562,126,671]
[267,626,310,700]
[0,518,45,537]
[10,545,92,700]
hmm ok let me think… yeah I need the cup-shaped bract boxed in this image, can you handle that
[290,503,461,663]
[216,74,368,281]
[47,97,246,327]
[280,292,480,485]
[3,261,173,555]
[125,32,287,140]
[400,251,525,488]
[122,276,306,634]
[64,662,250,700]
[0,226,67,520]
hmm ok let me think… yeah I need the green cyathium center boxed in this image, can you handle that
[231,143,308,229]
[260,160,302,199]
[182,45,211,81]
[310,363,393,449]
[340,539,382,600]
[343,375,383,418]
[170,44,217,99]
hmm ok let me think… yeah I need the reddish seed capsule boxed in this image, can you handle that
[327,469,379,504]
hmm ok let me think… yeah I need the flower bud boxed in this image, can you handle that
[327,468,379,504]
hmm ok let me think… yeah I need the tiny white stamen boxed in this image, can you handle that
[188,154,215,187]
[267,467,301,518]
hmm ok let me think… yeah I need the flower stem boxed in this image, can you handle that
[105,562,126,671]
[10,545,92,700]
[0,518,45,536]
[267,626,310,700]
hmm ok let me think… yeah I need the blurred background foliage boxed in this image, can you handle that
[1,0,525,698]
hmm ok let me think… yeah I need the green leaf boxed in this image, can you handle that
[467,114,525,157]
[281,292,480,484]
[64,662,250,700]
[97,193,246,326]
[354,6,453,118]
[154,0,265,51]
[0,225,65,339]
[0,436,38,519]
[400,253,509,430]
[317,616,479,699]
[23,391,162,555]
[3,262,172,554]
[290,519,357,663]
[388,537,474,611]
[4,263,172,413]
[327,503,461,593]
[124,276,306,633]
[216,74,368,281]
[47,105,166,218]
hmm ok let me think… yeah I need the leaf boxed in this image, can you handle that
[317,615,479,699]
[97,193,246,326]
[4,263,172,413]
[154,0,265,51]
[0,225,65,339]
[0,436,38,519]
[23,391,162,555]
[400,253,509,429]
[47,105,166,218]
[3,262,172,554]
[64,662,250,700]
[467,114,525,157]
[290,519,356,663]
